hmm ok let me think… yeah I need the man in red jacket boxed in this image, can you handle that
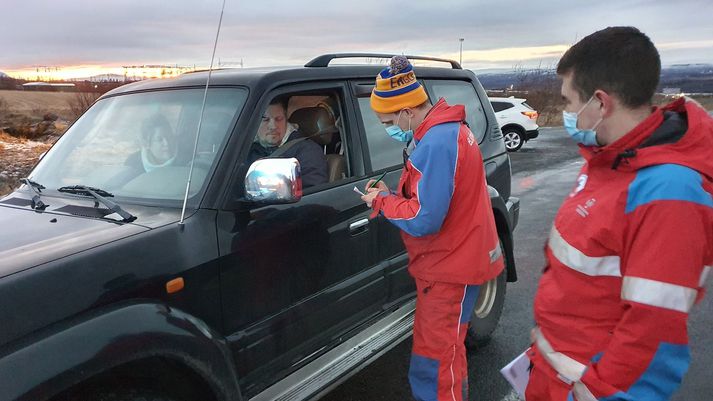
[527,27,713,401]
[361,56,503,401]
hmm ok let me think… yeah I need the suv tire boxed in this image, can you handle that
[503,127,524,152]
[465,239,508,350]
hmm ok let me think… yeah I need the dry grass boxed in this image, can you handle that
[530,94,713,127]
[67,91,101,121]
[682,94,713,110]
[0,90,76,124]
[0,130,27,144]
[0,96,8,118]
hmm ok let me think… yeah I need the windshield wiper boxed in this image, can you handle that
[58,185,114,197]
[20,178,49,211]
[57,185,136,223]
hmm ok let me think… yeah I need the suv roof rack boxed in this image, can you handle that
[305,53,462,69]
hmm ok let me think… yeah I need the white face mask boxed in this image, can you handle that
[562,96,603,146]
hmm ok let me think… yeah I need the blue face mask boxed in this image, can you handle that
[563,96,602,146]
[385,110,414,143]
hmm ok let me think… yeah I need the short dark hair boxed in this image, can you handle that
[557,26,660,108]
[141,114,173,141]
[269,96,289,111]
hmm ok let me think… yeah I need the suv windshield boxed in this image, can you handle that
[30,87,247,204]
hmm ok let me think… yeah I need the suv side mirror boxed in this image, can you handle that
[244,158,302,204]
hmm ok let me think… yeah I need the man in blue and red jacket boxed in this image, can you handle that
[362,56,503,401]
[527,27,713,401]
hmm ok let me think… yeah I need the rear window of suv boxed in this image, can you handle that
[426,80,487,143]
[355,79,489,171]
[491,101,515,113]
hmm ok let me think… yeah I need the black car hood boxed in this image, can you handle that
[0,193,183,278]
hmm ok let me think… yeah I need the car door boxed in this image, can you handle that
[350,78,493,306]
[215,82,388,398]
[350,80,413,308]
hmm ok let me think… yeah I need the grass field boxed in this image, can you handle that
[0,90,77,124]
[535,94,713,127]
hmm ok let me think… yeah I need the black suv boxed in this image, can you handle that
[0,54,519,401]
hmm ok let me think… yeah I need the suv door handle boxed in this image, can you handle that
[349,218,369,233]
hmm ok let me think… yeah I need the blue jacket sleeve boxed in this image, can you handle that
[384,123,459,237]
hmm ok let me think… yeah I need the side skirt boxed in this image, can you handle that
[249,300,416,401]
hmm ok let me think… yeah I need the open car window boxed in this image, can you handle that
[245,93,349,190]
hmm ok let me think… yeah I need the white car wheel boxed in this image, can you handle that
[503,129,523,152]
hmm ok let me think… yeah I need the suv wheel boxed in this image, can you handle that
[503,127,524,152]
[465,240,508,350]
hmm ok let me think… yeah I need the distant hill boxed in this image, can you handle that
[69,73,128,83]
[475,64,713,94]
[0,72,19,90]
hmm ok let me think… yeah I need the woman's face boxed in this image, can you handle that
[147,128,175,164]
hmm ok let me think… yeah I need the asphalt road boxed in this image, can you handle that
[322,128,713,401]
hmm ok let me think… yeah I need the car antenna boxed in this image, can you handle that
[179,0,227,226]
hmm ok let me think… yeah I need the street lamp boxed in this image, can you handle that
[459,38,465,66]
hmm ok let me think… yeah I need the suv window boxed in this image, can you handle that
[356,97,405,171]
[491,101,515,113]
[427,80,487,143]
[245,92,349,189]
[30,88,247,202]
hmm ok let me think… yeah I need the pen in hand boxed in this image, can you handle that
[367,171,388,190]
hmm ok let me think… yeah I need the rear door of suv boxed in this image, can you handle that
[350,76,496,306]
[350,80,413,308]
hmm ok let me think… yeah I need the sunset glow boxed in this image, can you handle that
[439,44,571,67]
[2,39,711,82]
[3,65,199,81]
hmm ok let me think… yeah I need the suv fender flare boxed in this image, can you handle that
[488,185,518,282]
[0,302,242,401]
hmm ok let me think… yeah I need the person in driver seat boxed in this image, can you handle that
[247,96,328,188]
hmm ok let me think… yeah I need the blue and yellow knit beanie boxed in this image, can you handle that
[370,56,428,114]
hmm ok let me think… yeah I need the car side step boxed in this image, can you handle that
[250,300,416,401]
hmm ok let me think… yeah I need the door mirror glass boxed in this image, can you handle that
[244,158,302,204]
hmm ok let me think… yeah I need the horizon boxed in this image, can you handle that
[3,59,712,82]
[1,1,712,81]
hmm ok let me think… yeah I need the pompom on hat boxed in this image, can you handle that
[370,56,429,114]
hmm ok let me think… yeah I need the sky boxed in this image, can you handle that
[1,0,712,80]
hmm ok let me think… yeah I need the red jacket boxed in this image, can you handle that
[532,98,713,400]
[371,99,504,285]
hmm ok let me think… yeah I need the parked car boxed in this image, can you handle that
[0,54,519,401]
[489,96,539,151]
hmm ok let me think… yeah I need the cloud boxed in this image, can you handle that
[0,0,711,73]
[438,45,570,68]
[657,39,713,51]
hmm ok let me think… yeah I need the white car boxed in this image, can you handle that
[489,97,539,151]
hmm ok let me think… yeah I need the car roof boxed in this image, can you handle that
[102,61,478,99]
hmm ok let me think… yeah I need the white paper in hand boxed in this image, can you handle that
[500,349,531,398]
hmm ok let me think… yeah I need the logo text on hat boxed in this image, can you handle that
[390,72,416,89]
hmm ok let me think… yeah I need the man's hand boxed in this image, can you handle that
[361,188,381,207]
[365,180,389,193]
